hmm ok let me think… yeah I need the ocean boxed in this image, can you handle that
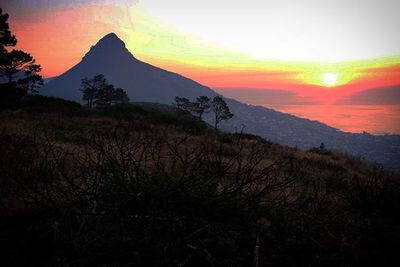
[267,104,400,135]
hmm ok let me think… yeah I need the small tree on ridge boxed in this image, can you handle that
[211,96,233,130]
[193,96,211,120]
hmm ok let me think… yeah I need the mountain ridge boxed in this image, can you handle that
[42,33,400,171]
[42,32,216,103]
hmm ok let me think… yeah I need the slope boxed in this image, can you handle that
[1,98,399,266]
[42,33,400,171]
[42,33,216,103]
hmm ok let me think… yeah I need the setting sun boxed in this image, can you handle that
[322,73,339,86]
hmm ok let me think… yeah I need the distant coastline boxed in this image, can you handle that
[217,88,400,135]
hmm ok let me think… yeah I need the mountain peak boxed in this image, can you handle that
[95,32,126,49]
[83,32,134,62]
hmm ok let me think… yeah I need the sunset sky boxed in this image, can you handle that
[2,0,400,133]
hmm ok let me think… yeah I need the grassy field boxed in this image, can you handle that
[0,96,399,266]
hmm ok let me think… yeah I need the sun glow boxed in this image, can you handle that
[322,73,339,86]
[5,0,400,96]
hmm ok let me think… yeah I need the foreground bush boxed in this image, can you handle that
[0,100,399,266]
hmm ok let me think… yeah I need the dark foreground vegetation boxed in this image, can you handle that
[0,96,400,266]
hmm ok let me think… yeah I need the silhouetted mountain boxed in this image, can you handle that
[42,33,215,103]
[42,33,400,171]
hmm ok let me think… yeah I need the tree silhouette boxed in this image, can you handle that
[94,84,115,107]
[174,96,195,113]
[193,96,211,120]
[95,84,129,107]
[80,74,129,108]
[174,96,212,120]
[174,96,232,126]
[1,50,42,86]
[0,8,42,103]
[211,96,233,130]
[112,87,129,105]
[80,74,107,108]
[0,8,16,53]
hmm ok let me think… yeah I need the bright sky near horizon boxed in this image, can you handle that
[2,0,400,134]
[141,0,400,61]
[2,0,400,104]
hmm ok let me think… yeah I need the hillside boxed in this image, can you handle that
[41,33,216,103]
[218,99,400,171]
[1,96,399,266]
[42,33,400,171]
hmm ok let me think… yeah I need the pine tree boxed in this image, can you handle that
[0,8,42,103]
[193,96,211,120]
[174,97,195,113]
[0,8,16,53]
[211,96,234,130]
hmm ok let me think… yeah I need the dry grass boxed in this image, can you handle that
[0,99,399,266]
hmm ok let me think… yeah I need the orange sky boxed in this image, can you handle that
[4,1,400,105]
